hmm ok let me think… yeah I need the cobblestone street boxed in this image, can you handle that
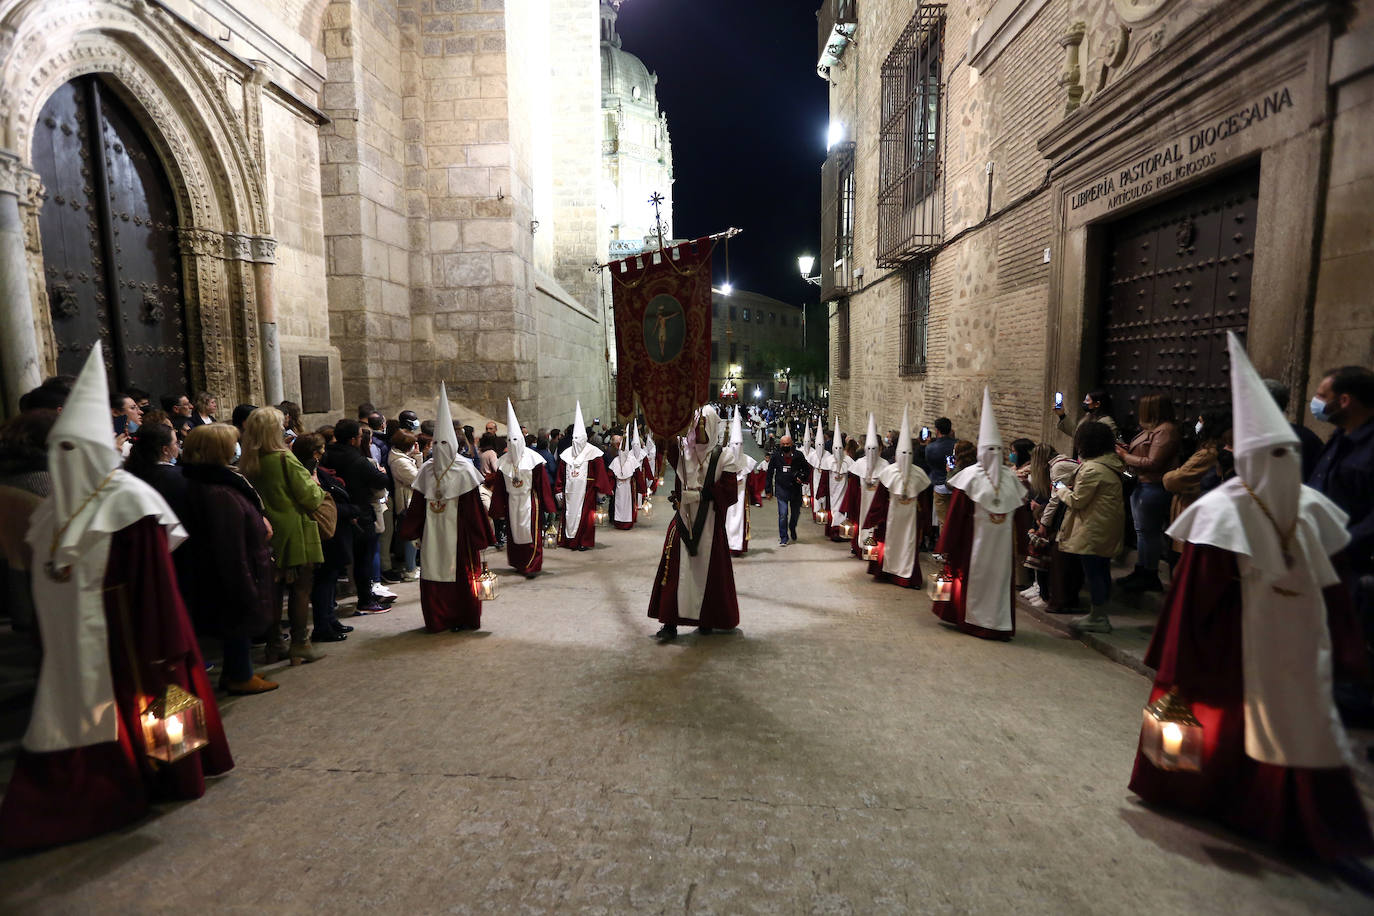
[1,467,1370,914]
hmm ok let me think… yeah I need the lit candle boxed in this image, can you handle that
[1161,721,1183,758]
[165,713,184,747]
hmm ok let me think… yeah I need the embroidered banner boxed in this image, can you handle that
[611,237,714,435]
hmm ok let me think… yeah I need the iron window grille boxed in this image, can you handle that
[877,4,945,267]
[836,297,851,380]
[899,259,931,375]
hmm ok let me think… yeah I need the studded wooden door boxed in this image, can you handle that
[1098,166,1259,432]
[33,76,189,397]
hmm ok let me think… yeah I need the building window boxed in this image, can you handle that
[743,344,751,365]
[821,141,857,299]
[742,308,750,322]
[877,5,944,267]
[712,341,718,363]
[770,312,776,324]
[836,298,850,380]
[899,259,930,375]
[729,342,737,362]
[729,306,737,321]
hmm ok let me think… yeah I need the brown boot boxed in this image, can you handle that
[288,641,326,665]
[226,674,280,695]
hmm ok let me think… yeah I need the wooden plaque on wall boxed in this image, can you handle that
[299,356,332,414]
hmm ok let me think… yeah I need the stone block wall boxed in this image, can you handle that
[827,0,1064,443]
[319,0,412,414]
[1307,13,1374,433]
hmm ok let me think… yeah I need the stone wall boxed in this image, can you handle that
[826,0,1063,442]
[1307,5,1374,434]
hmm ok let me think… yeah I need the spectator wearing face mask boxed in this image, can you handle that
[764,434,810,546]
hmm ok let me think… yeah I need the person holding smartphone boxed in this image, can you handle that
[923,418,956,549]
[1054,389,1119,449]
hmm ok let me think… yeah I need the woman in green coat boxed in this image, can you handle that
[1056,421,1127,635]
[241,406,327,664]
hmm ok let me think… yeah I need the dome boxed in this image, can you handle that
[602,40,657,108]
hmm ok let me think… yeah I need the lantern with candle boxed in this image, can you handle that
[860,535,880,561]
[473,562,499,600]
[814,508,831,526]
[801,485,811,508]
[839,519,857,539]
[593,503,609,526]
[543,523,559,548]
[1140,688,1203,772]
[141,684,209,763]
[656,475,665,488]
[640,497,653,520]
[930,566,955,602]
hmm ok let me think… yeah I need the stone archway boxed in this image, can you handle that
[0,0,278,409]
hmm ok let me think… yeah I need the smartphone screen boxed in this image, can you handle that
[946,455,955,470]
[1054,392,1064,409]
[113,414,128,436]
[920,426,930,441]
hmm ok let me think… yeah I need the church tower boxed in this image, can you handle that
[600,0,675,256]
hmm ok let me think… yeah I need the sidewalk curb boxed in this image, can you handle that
[1017,595,1154,679]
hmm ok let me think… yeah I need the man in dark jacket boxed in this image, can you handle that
[764,434,810,546]
[322,419,393,613]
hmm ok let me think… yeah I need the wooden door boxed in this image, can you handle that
[33,76,189,397]
[1098,165,1260,432]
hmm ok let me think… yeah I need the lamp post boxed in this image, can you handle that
[798,254,821,287]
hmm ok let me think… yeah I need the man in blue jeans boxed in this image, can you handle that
[764,434,809,546]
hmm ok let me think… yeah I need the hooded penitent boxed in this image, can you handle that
[24,343,184,753]
[800,417,813,465]
[863,414,880,482]
[1167,332,1351,767]
[947,388,1024,514]
[498,398,544,545]
[560,400,605,538]
[415,382,484,502]
[875,405,932,581]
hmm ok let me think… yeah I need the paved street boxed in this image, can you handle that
[1,464,1371,914]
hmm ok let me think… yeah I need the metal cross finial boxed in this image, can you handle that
[648,192,665,251]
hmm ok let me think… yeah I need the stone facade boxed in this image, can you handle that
[819,0,1374,448]
[710,289,804,401]
[0,0,614,430]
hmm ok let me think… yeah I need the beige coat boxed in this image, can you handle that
[1163,444,1219,551]
[1057,453,1126,557]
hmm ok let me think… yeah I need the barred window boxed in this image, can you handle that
[820,141,856,299]
[877,5,944,267]
[899,260,930,375]
[836,297,851,380]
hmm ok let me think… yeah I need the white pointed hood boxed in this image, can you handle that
[801,417,813,462]
[976,387,1003,489]
[500,398,541,474]
[826,418,845,474]
[947,387,1023,512]
[729,406,744,458]
[415,382,483,499]
[863,413,880,479]
[572,401,588,454]
[47,344,122,523]
[561,400,603,465]
[879,404,931,498]
[1229,332,1302,531]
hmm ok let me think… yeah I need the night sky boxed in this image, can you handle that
[613,0,829,307]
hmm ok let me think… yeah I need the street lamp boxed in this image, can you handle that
[798,254,820,287]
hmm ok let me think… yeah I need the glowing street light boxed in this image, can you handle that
[798,255,820,287]
[721,282,733,296]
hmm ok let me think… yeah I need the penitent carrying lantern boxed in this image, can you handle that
[1140,688,1203,772]
[929,565,955,602]
[473,562,499,600]
[141,684,209,764]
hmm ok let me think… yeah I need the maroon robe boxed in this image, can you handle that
[396,489,494,631]
[0,517,233,852]
[748,467,767,505]
[642,457,657,495]
[861,485,922,589]
[554,456,612,549]
[487,464,556,575]
[647,464,740,629]
[929,490,1017,641]
[1128,543,1374,859]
